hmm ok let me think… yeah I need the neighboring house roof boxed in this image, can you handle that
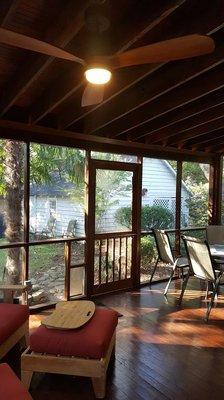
[30,174,75,197]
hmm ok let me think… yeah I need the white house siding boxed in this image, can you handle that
[142,158,189,226]
[96,188,133,233]
[30,196,85,236]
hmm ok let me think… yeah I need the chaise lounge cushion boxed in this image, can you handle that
[30,308,118,359]
[0,303,29,344]
[0,363,33,400]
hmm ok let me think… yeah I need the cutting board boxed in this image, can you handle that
[42,300,95,330]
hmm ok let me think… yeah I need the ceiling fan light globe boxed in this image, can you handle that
[85,68,111,84]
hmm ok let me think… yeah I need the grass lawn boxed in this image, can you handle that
[0,240,63,281]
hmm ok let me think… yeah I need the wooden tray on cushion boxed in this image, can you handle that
[42,300,95,330]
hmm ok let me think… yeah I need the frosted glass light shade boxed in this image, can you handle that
[85,68,111,84]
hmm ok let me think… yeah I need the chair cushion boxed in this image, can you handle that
[30,308,118,359]
[0,303,29,344]
[0,363,32,400]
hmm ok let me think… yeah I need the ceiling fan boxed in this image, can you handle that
[0,27,215,107]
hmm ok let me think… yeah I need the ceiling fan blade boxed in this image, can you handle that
[110,35,215,68]
[0,28,85,65]
[82,84,104,107]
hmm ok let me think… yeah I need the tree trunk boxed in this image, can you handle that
[4,140,23,284]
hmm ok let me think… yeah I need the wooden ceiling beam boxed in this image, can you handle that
[64,1,224,132]
[148,102,224,144]
[134,64,224,146]
[30,0,186,125]
[0,0,91,118]
[186,128,224,150]
[0,119,214,162]
[169,116,224,147]
[0,0,20,26]
[121,87,224,142]
[32,65,161,126]
[84,36,224,137]
[206,139,224,153]
[204,137,224,152]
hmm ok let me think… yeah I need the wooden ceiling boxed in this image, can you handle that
[0,0,224,158]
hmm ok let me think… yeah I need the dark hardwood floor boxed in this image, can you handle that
[4,278,224,399]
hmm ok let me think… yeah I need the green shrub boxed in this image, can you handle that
[141,236,155,266]
[114,206,132,229]
[141,205,174,230]
[115,204,174,230]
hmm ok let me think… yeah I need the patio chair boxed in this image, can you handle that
[63,219,77,237]
[150,229,189,296]
[41,214,56,237]
[180,235,224,321]
[206,225,224,245]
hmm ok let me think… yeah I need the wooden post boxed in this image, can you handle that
[64,241,71,300]
[209,155,223,225]
[132,158,142,288]
[23,142,30,282]
[175,161,182,256]
[85,151,95,298]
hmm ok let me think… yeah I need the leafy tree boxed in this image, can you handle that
[169,161,209,227]
[30,144,85,186]
[3,140,23,283]
[168,161,207,185]
[181,163,209,227]
[184,181,209,227]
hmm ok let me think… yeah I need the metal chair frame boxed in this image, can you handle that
[180,235,224,322]
[150,229,189,296]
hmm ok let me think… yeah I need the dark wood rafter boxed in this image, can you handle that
[137,99,224,144]
[205,138,224,153]
[186,128,224,151]
[170,116,224,147]
[0,1,222,156]
[0,0,91,117]
[86,39,224,138]
[82,40,224,136]
[60,1,224,132]
[140,66,224,146]
[55,0,187,129]
[30,0,187,125]
[0,0,20,26]
[116,90,224,143]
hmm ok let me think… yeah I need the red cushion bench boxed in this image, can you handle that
[0,363,33,400]
[22,308,118,398]
[0,303,29,359]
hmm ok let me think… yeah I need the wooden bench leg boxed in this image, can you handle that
[19,332,29,350]
[92,375,106,399]
[21,370,33,389]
